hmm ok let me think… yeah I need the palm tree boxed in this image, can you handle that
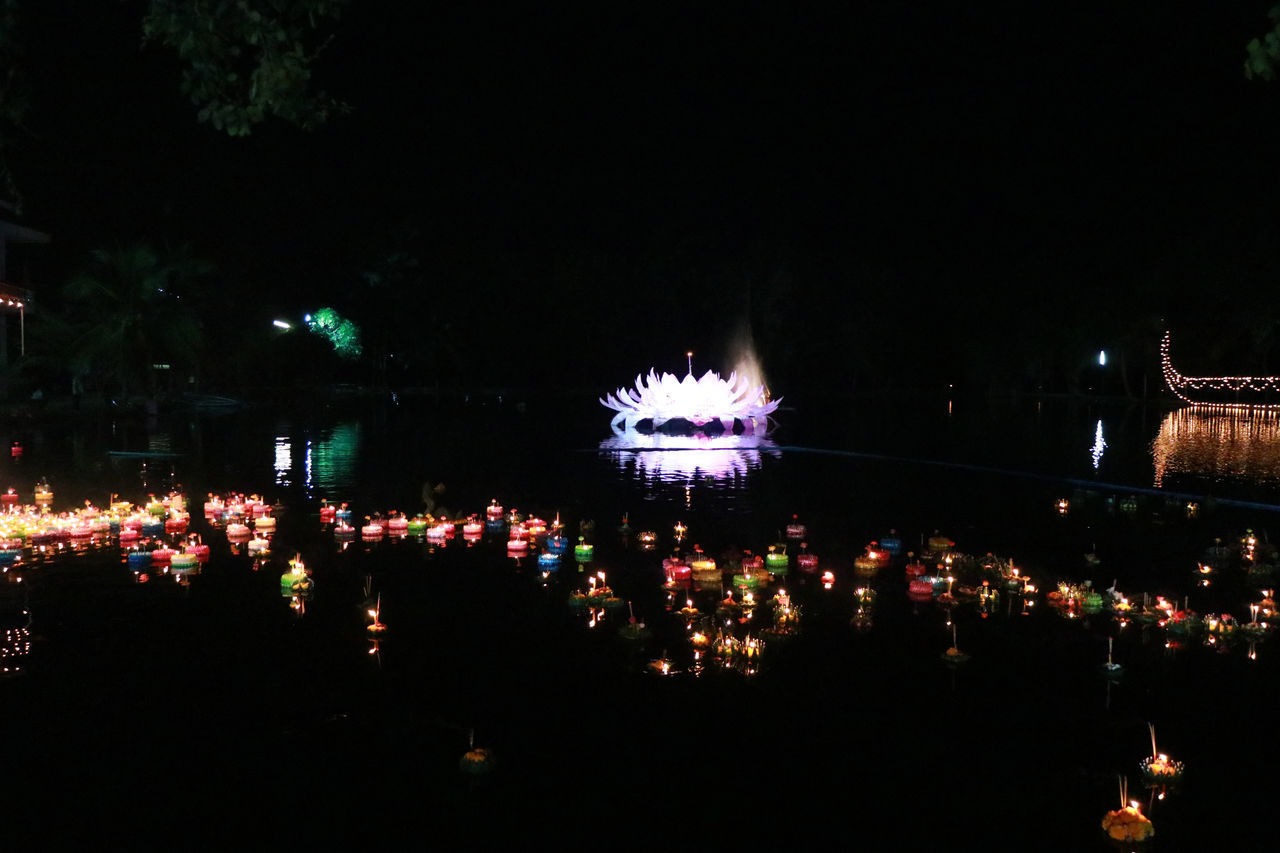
[61,244,209,400]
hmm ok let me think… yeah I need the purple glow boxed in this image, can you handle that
[600,369,780,431]
[599,430,781,482]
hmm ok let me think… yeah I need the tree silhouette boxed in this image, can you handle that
[61,244,209,399]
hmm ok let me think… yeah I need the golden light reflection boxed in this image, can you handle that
[1152,407,1280,487]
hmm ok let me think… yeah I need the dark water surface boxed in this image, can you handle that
[4,394,1278,848]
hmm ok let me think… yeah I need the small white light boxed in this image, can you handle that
[272,319,292,330]
[1098,350,1107,366]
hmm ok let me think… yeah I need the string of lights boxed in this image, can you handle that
[1161,331,1280,407]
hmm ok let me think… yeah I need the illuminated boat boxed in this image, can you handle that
[1162,330,1280,407]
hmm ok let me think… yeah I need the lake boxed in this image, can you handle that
[3,392,1277,849]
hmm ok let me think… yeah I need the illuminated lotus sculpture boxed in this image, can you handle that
[600,369,780,432]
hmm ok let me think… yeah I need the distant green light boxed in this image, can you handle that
[305,307,363,358]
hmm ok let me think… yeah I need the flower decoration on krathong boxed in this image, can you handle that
[600,368,780,432]
[1139,723,1184,786]
[459,730,494,776]
[1101,776,1154,843]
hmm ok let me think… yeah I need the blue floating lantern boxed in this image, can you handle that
[0,549,20,565]
[880,533,902,556]
[538,552,561,571]
[126,551,151,571]
[485,518,506,534]
[546,535,568,555]
[142,519,165,537]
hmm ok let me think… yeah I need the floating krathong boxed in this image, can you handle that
[459,730,493,776]
[600,366,780,432]
[765,544,788,572]
[367,594,387,636]
[1102,777,1153,843]
[280,554,312,597]
[1138,723,1184,786]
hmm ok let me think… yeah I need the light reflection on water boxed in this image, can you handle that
[272,421,363,496]
[1152,408,1280,488]
[599,429,781,511]
[1090,419,1106,470]
[599,430,780,482]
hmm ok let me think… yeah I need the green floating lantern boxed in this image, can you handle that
[574,536,594,562]
[765,544,789,573]
[280,554,312,597]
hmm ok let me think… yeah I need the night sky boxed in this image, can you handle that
[7,3,1280,392]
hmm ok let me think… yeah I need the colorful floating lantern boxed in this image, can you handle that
[170,552,198,572]
[459,730,493,776]
[280,554,312,597]
[796,542,818,574]
[880,531,902,556]
[664,557,692,585]
[785,515,806,539]
[184,534,210,562]
[765,544,788,572]
[1139,724,1184,785]
[927,532,954,554]
[537,551,561,570]
[574,537,594,563]
[1101,777,1153,844]
[318,500,336,522]
[691,547,719,583]
[942,624,969,664]
[367,594,387,636]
